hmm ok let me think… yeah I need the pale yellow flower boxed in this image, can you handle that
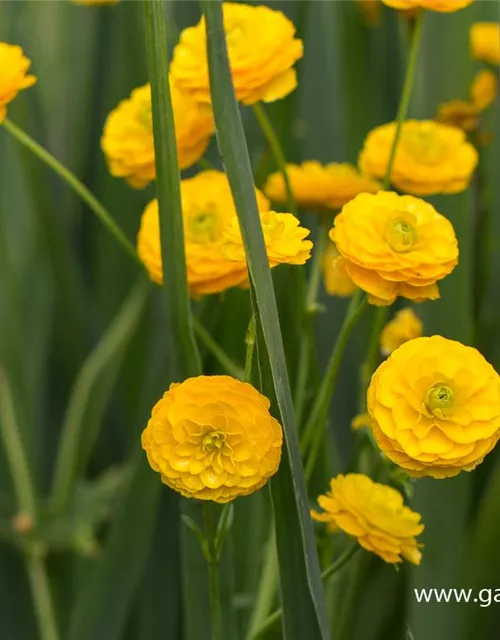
[470,23,500,66]
[0,43,36,123]
[322,241,357,297]
[470,70,498,111]
[380,308,423,355]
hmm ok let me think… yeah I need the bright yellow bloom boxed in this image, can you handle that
[311,474,424,565]
[222,210,312,269]
[470,23,500,66]
[356,1,382,27]
[322,241,357,297]
[351,414,371,431]
[367,336,500,479]
[142,375,283,502]
[330,191,458,306]
[470,70,498,111]
[170,2,303,105]
[380,308,423,355]
[436,100,479,133]
[359,120,478,195]
[101,83,214,188]
[0,43,36,123]
[382,0,472,11]
[137,171,270,296]
[264,161,381,212]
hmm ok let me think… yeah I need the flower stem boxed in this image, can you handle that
[203,503,222,640]
[244,316,257,383]
[193,318,245,380]
[251,102,296,215]
[358,305,389,412]
[1,118,140,265]
[26,545,60,640]
[245,527,278,640]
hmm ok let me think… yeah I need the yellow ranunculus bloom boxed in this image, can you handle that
[380,308,423,355]
[170,2,303,106]
[382,0,472,11]
[470,70,498,111]
[368,336,500,479]
[311,474,424,565]
[322,241,357,297]
[470,23,500,66]
[0,43,36,123]
[264,161,380,212]
[436,100,479,133]
[137,170,270,296]
[330,191,458,306]
[101,83,214,188]
[142,376,283,502]
[351,413,371,431]
[222,210,312,268]
[359,120,478,195]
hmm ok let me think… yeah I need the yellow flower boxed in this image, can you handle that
[222,210,313,269]
[137,170,270,296]
[170,2,303,105]
[359,120,478,195]
[311,474,424,565]
[382,0,472,11]
[351,414,371,431]
[142,375,283,502]
[0,43,36,124]
[264,161,381,212]
[436,100,479,133]
[470,70,498,111]
[330,191,458,306]
[470,23,500,66]
[356,1,382,27]
[72,0,119,5]
[322,241,357,297]
[380,308,423,355]
[101,83,214,188]
[367,336,500,479]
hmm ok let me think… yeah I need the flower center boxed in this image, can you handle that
[385,217,416,253]
[201,430,226,453]
[425,383,455,418]
[188,212,219,244]
[403,130,444,163]
[137,103,153,132]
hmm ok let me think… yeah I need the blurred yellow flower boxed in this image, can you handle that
[380,308,423,355]
[436,100,479,133]
[0,43,36,123]
[351,413,371,431]
[222,210,313,269]
[264,161,380,212]
[170,2,303,105]
[137,170,270,296]
[470,70,498,111]
[368,336,500,479]
[359,120,478,195]
[470,23,500,66]
[101,83,214,188]
[382,0,472,11]
[311,474,424,565]
[356,0,382,27]
[330,191,458,306]
[72,0,119,5]
[142,375,283,502]
[322,241,357,297]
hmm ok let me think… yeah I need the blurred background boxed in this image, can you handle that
[1,1,499,639]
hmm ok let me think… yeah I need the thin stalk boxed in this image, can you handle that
[2,118,139,265]
[26,546,61,640]
[358,306,388,413]
[245,529,278,640]
[198,157,217,171]
[203,504,222,640]
[193,318,244,380]
[144,0,202,379]
[252,102,296,215]
[244,316,257,383]
[251,542,359,639]
[300,293,368,455]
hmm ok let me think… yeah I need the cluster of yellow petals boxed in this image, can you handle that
[382,0,472,12]
[222,210,312,269]
[142,376,283,502]
[170,3,303,105]
[368,336,500,479]
[359,120,478,195]
[311,474,424,565]
[470,70,498,111]
[470,23,500,66]
[101,83,214,188]
[380,308,423,355]
[137,170,270,296]
[264,161,380,212]
[322,241,357,297]
[0,43,36,124]
[331,191,458,306]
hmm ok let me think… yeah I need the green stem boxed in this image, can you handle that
[251,102,296,215]
[1,118,140,265]
[382,11,425,189]
[203,504,222,640]
[26,546,60,640]
[245,528,278,640]
[244,316,257,383]
[251,542,359,639]
[198,157,217,171]
[358,306,388,413]
[337,552,367,640]
[300,293,368,456]
[193,318,244,380]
